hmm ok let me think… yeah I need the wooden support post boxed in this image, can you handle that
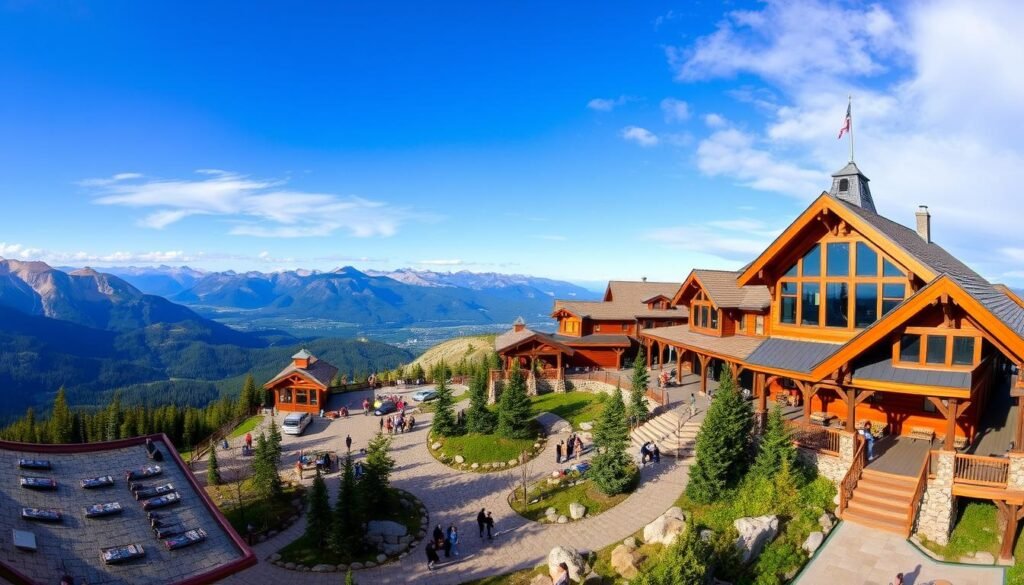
[699,355,709,395]
[613,348,624,370]
[799,381,812,427]
[756,373,768,429]
[999,502,1020,561]
[556,352,562,380]
[645,340,652,368]
[676,348,683,383]
[946,397,959,451]
[845,388,857,432]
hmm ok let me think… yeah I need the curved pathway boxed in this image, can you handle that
[219,388,694,584]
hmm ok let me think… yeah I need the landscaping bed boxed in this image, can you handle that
[917,501,1001,564]
[208,478,306,538]
[529,391,605,429]
[274,488,426,571]
[509,470,631,523]
[429,424,545,472]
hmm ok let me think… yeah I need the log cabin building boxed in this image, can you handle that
[263,349,338,414]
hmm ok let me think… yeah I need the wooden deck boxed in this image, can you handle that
[969,373,1017,456]
[865,434,934,477]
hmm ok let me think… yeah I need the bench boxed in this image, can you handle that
[809,412,833,426]
[909,427,935,442]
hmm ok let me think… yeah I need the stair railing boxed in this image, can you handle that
[906,453,931,536]
[839,434,865,516]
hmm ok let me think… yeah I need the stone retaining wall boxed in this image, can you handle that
[566,380,619,394]
[916,450,954,545]
[796,448,849,484]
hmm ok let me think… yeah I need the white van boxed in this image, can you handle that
[281,412,312,435]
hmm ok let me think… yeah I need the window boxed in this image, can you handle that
[710,309,719,329]
[781,282,797,324]
[310,391,318,405]
[883,258,903,277]
[952,337,975,366]
[838,178,849,192]
[926,336,947,365]
[701,306,709,328]
[826,283,849,327]
[737,315,746,333]
[923,398,937,413]
[755,315,765,335]
[296,389,308,404]
[826,243,850,276]
[622,323,630,332]
[802,245,821,277]
[882,284,905,315]
[900,334,921,362]
[280,388,292,403]
[802,283,820,326]
[856,242,878,276]
[854,283,878,327]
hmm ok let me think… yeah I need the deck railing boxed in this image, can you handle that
[565,370,626,386]
[906,453,931,536]
[786,421,843,456]
[839,435,865,515]
[953,453,1009,487]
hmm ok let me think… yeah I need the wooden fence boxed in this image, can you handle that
[953,453,1009,487]
[786,422,843,456]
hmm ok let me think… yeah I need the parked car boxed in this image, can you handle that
[281,412,312,435]
[374,401,398,416]
[411,389,438,402]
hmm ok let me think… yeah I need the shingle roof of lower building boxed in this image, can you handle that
[551,334,632,347]
[264,353,338,389]
[745,338,844,374]
[640,325,765,361]
[853,356,970,389]
[692,270,771,311]
[494,327,540,353]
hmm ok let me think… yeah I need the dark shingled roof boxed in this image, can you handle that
[264,353,338,389]
[853,356,970,389]
[692,269,770,311]
[745,338,843,374]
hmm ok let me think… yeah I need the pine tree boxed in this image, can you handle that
[238,374,257,418]
[410,363,425,382]
[430,363,459,437]
[465,368,496,434]
[360,432,395,510]
[633,529,710,585]
[252,431,281,502]
[627,351,650,427]
[206,441,222,485]
[267,417,283,466]
[749,404,795,480]
[496,366,533,439]
[330,455,363,556]
[685,367,754,503]
[590,387,636,496]
[305,470,331,547]
[49,387,74,444]
[105,392,122,441]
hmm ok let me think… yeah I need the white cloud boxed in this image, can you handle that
[620,126,659,147]
[660,98,691,123]
[645,220,782,263]
[587,96,630,112]
[0,242,197,264]
[418,259,464,266]
[84,170,415,238]
[704,113,727,128]
[696,128,822,197]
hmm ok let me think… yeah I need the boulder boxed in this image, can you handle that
[733,515,779,563]
[580,422,593,431]
[529,575,553,585]
[551,471,561,478]
[508,458,519,466]
[376,553,387,563]
[818,512,835,534]
[364,561,376,568]
[622,536,637,549]
[431,441,442,450]
[534,442,542,449]
[349,562,364,570]
[547,546,585,582]
[336,564,348,571]
[802,531,824,555]
[699,529,714,542]
[471,463,480,470]
[569,502,586,520]
[312,564,334,573]
[545,507,558,518]
[269,553,282,562]
[611,544,640,579]
[367,520,407,538]
[284,562,296,570]
[557,515,569,524]
[643,509,687,546]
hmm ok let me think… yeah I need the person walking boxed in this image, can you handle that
[379,417,384,432]
[433,525,445,551]
[860,421,876,461]
[477,509,487,538]
[425,540,440,570]
[574,436,583,459]
[689,392,697,417]
[566,435,575,460]
[448,525,460,557]
[363,398,370,415]
[555,440,563,464]
[345,434,352,452]
[484,511,495,539]
[244,432,252,451]
[652,443,661,463]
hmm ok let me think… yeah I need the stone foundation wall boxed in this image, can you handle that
[1008,453,1024,491]
[566,380,619,394]
[796,448,850,484]
[916,451,955,545]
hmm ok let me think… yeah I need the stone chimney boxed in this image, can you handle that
[513,316,526,332]
[915,205,931,243]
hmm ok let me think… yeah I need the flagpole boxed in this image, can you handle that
[848,95,855,162]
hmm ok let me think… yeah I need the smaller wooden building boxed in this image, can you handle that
[263,349,338,414]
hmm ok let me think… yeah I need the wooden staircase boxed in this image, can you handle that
[842,468,918,535]
[629,410,699,458]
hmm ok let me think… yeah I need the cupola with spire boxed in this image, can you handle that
[829,161,875,213]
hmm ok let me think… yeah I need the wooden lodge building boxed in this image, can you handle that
[263,349,338,414]
[495,161,1024,558]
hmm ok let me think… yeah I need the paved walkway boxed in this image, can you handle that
[212,386,695,584]
[795,522,1004,585]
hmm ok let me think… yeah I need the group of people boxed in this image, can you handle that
[380,412,415,434]
[423,509,497,571]
[640,441,661,465]
[555,434,585,464]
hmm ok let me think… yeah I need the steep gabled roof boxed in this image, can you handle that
[604,280,682,304]
[494,327,576,355]
[554,279,686,321]
[264,353,337,389]
[674,269,770,311]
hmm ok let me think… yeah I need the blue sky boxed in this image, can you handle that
[2,1,1023,286]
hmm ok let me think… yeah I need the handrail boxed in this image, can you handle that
[906,452,931,536]
[839,434,865,515]
[953,453,1009,487]
[786,421,843,456]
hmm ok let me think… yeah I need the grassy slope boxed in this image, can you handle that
[410,334,495,371]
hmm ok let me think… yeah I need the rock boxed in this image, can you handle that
[785,567,799,580]
[367,520,407,537]
[364,561,376,568]
[284,562,296,570]
[643,509,687,546]
[580,422,593,431]
[336,564,348,571]
[802,531,824,555]
[733,515,779,563]
[383,543,404,555]
[818,512,834,534]
[416,529,426,539]
[974,551,996,564]
[552,470,561,478]
[267,530,279,538]
[529,575,553,585]
[431,441,442,450]
[312,564,334,573]
[700,529,714,542]
[557,515,569,524]
[545,507,558,517]
[548,546,585,582]
[399,535,413,544]
[471,463,480,469]
[508,458,519,466]
[622,536,637,549]
[499,461,507,467]
[569,502,586,520]
[376,553,387,563]
[611,544,640,579]
[349,562,363,570]
[534,442,542,449]
[269,553,282,562]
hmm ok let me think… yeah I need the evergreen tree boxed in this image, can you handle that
[267,417,283,465]
[206,441,222,485]
[430,363,459,437]
[330,455,363,556]
[49,387,74,444]
[305,470,331,547]
[496,366,533,439]
[686,368,753,503]
[410,363,425,382]
[360,432,395,510]
[238,374,257,418]
[465,368,496,434]
[105,392,122,441]
[633,529,710,585]
[25,407,37,443]
[627,351,650,427]
[749,404,795,480]
[345,570,356,585]
[252,431,282,502]
[590,387,636,496]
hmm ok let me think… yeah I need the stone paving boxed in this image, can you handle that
[795,522,1004,585]
[213,386,698,584]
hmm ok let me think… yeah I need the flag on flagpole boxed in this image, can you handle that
[837,101,852,139]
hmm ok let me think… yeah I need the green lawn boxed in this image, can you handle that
[433,428,541,467]
[510,476,629,522]
[529,391,605,429]
[278,488,422,566]
[920,501,1001,561]
[228,415,264,439]
[208,478,305,534]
